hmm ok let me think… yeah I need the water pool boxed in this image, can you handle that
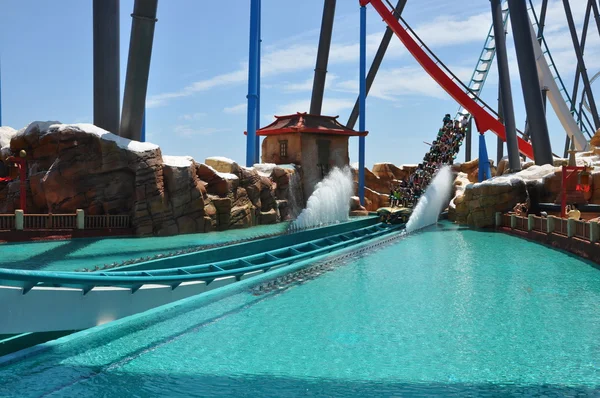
[2,222,600,396]
[0,223,288,272]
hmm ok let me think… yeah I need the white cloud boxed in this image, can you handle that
[275,98,355,116]
[223,103,246,114]
[179,112,207,121]
[283,74,338,92]
[411,12,492,48]
[173,125,228,137]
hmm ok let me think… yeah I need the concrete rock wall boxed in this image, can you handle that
[0,122,299,236]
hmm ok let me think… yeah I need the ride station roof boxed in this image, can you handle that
[246,112,368,137]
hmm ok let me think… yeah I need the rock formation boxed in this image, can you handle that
[0,122,300,236]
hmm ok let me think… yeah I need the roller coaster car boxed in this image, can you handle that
[377,207,412,224]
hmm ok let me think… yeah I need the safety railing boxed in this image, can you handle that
[497,212,599,243]
[24,214,77,230]
[85,215,130,229]
[0,215,15,230]
[0,221,403,295]
[555,218,568,236]
[0,210,130,231]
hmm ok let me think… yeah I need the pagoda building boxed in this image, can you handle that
[254,112,368,202]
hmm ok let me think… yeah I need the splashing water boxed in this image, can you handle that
[287,171,303,219]
[289,166,353,231]
[405,166,453,233]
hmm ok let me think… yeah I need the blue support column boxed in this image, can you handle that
[358,6,366,205]
[478,134,492,182]
[254,0,261,163]
[141,110,146,142]
[246,0,260,167]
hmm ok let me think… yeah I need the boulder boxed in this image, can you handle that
[372,162,414,182]
[451,164,556,228]
[0,122,215,236]
[352,166,390,194]
[162,156,205,221]
[259,208,279,225]
[590,128,600,148]
[196,163,230,197]
[205,156,240,175]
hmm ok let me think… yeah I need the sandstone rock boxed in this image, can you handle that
[352,166,390,195]
[196,163,230,197]
[590,128,600,148]
[230,204,254,229]
[259,208,279,225]
[451,164,555,228]
[205,156,240,175]
[350,210,370,217]
[372,162,411,182]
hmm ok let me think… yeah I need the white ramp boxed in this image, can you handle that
[529,23,589,151]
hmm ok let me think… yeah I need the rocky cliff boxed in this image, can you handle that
[0,122,300,236]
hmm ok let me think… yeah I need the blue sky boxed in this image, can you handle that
[0,0,598,167]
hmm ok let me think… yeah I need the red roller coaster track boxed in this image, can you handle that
[361,0,535,160]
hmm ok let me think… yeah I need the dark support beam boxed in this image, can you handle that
[465,117,472,162]
[497,86,504,166]
[492,0,520,171]
[563,0,600,130]
[120,0,159,141]
[310,0,336,115]
[591,0,600,39]
[93,0,120,134]
[564,1,592,156]
[537,0,549,42]
[347,0,407,129]
[508,0,553,165]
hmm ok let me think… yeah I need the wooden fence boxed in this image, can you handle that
[0,211,131,231]
[85,215,130,229]
[0,215,15,230]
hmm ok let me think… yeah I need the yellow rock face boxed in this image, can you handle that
[590,128,600,148]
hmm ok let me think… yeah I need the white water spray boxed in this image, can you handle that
[287,171,303,219]
[405,166,453,233]
[290,166,353,231]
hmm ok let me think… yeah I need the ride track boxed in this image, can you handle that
[0,217,405,334]
[361,0,535,160]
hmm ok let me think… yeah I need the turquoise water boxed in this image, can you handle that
[0,223,288,271]
[1,222,600,396]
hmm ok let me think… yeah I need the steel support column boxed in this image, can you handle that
[120,0,158,141]
[478,134,492,182]
[591,0,600,40]
[492,0,520,171]
[310,0,336,115]
[255,0,261,162]
[563,0,600,129]
[508,0,553,165]
[358,5,366,205]
[0,60,3,127]
[497,86,504,166]
[537,0,549,42]
[347,0,407,129]
[93,0,120,134]
[465,117,472,162]
[141,111,146,142]
[564,1,592,156]
[246,0,260,167]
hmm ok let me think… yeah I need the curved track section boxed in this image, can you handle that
[363,0,534,159]
[0,219,403,334]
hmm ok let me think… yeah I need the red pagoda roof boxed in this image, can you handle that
[245,113,368,137]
